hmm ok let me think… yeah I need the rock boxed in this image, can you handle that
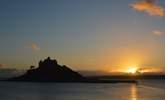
[9,57,86,82]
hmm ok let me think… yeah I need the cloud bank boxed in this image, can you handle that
[130,0,164,17]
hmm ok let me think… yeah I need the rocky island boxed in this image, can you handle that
[8,57,86,82]
[8,57,137,83]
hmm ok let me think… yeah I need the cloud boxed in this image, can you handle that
[0,64,7,68]
[0,68,25,78]
[130,0,164,17]
[29,43,40,51]
[153,30,163,36]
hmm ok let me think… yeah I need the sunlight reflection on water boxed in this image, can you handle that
[0,81,165,100]
[130,84,137,100]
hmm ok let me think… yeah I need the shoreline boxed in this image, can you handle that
[1,79,138,84]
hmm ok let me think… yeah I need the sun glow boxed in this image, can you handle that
[126,67,138,74]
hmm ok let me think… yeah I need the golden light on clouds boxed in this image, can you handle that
[29,43,40,51]
[99,44,159,73]
[153,30,163,36]
[115,49,147,69]
[130,0,164,17]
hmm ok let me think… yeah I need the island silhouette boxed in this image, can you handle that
[7,57,137,83]
[8,57,86,82]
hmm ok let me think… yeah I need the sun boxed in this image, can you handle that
[126,67,138,74]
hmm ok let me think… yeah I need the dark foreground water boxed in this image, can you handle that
[0,80,165,100]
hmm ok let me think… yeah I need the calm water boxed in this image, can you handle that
[0,80,165,100]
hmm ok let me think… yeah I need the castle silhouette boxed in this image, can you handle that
[9,57,86,82]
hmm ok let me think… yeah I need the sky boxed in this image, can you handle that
[0,0,165,72]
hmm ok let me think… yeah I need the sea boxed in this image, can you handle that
[0,79,165,100]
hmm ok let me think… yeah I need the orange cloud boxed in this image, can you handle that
[0,64,7,68]
[130,0,164,17]
[153,30,163,36]
[29,43,40,51]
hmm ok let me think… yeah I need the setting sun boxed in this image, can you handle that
[126,67,138,74]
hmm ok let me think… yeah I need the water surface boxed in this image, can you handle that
[0,80,165,100]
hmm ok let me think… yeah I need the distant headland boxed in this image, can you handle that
[7,57,137,83]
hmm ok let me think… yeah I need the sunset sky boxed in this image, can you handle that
[0,0,165,72]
